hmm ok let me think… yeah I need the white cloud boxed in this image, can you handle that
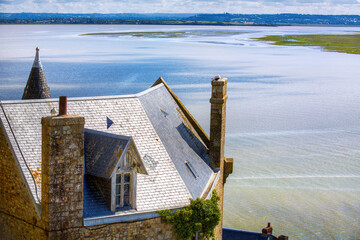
[0,0,359,14]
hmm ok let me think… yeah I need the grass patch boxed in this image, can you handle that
[254,34,360,55]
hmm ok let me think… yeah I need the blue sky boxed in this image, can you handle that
[1,0,359,14]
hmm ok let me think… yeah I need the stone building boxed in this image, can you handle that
[0,49,233,239]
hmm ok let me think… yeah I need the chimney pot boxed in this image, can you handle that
[213,75,221,81]
[59,96,67,116]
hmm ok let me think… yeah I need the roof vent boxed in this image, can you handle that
[107,117,114,129]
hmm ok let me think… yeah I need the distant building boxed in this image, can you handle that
[0,48,234,239]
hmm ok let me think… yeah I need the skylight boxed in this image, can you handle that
[185,161,199,179]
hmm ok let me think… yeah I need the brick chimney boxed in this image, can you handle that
[209,75,228,170]
[41,97,85,233]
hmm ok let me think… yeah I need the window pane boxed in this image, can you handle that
[124,184,129,195]
[124,173,130,183]
[124,195,130,206]
[116,184,121,195]
[116,196,120,206]
[116,174,121,184]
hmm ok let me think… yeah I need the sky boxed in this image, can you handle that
[0,0,360,14]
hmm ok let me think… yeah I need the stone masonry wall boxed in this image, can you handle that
[209,77,228,240]
[0,127,47,240]
[49,217,176,240]
[214,167,225,240]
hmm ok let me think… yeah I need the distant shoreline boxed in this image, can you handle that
[1,22,360,27]
[0,19,278,26]
[1,13,359,26]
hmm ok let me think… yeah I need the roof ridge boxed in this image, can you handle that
[1,79,164,105]
[85,128,131,140]
[0,93,138,105]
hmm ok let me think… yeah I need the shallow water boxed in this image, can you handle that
[1,25,359,239]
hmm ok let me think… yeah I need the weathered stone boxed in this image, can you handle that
[209,77,228,170]
[41,115,85,233]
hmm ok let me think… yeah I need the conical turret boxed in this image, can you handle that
[22,47,51,100]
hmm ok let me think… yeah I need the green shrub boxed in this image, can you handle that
[157,190,221,240]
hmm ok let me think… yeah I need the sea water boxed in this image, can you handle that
[1,25,359,239]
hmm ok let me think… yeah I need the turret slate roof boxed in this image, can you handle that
[22,48,51,100]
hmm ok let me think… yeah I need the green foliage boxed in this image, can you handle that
[254,34,360,55]
[157,190,221,240]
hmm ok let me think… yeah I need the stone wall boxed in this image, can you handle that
[0,127,47,240]
[49,217,175,240]
[214,163,225,240]
[209,76,228,240]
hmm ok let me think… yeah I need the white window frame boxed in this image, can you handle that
[111,150,137,212]
[115,171,132,209]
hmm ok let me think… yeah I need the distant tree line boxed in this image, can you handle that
[0,18,275,26]
[187,13,360,25]
[0,13,359,25]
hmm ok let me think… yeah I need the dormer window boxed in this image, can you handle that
[114,149,139,210]
[84,129,148,213]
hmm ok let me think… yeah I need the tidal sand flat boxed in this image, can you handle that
[255,34,360,55]
[80,30,248,38]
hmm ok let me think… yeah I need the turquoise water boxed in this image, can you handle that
[1,25,359,239]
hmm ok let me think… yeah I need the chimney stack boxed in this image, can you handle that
[209,75,228,170]
[262,222,273,235]
[41,99,85,234]
[59,96,67,116]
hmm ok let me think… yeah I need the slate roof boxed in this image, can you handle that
[0,82,215,218]
[22,48,51,100]
[139,84,213,198]
[84,129,131,178]
[83,175,113,218]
